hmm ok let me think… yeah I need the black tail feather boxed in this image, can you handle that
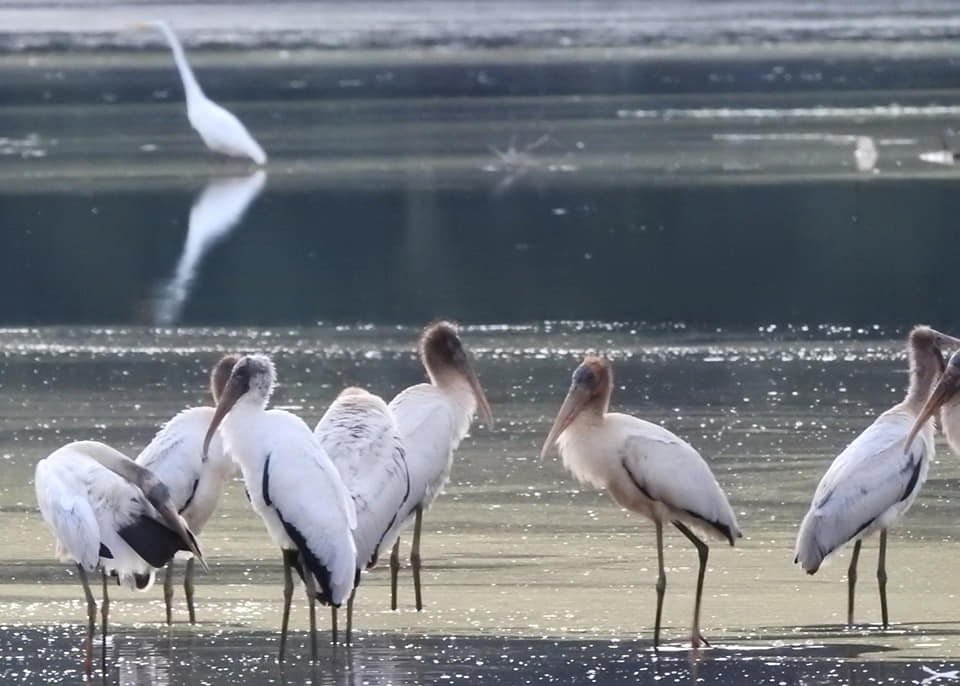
[118,516,190,568]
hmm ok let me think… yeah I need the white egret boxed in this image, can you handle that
[540,355,742,649]
[795,325,960,627]
[135,353,239,623]
[315,386,411,643]
[203,354,357,661]
[142,20,267,164]
[153,172,266,325]
[35,441,206,669]
[381,321,493,611]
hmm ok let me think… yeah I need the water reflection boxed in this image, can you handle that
[3,626,958,686]
[151,171,266,325]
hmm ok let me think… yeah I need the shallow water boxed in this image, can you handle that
[5,0,960,682]
[2,325,960,685]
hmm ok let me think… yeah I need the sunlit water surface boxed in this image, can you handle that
[1,325,960,684]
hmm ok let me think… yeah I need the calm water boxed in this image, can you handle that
[4,0,960,683]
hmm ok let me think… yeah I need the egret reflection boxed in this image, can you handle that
[152,171,266,325]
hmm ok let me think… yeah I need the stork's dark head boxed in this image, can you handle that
[418,321,493,426]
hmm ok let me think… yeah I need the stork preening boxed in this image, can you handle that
[382,321,493,611]
[203,354,357,661]
[35,441,206,670]
[315,387,411,643]
[795,325,960,628]
[136,353,238,623]
[140,20,267,164]
[539,356,742,649]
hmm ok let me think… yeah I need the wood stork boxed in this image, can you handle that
[382,321,493,611]
[795,325,960,628]
[314,387,411,643]
[136,353,239,624]
[539,355,741,649]
[906,348,960,456]
[203,354,357,661]
[35,441,206,669]
[140,20,267,165]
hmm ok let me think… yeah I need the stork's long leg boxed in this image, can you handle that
[877,529,889,629]
[100,570,109,671]
[278,550,296,662]
[331,605,338,645]
[301,553,318,662]
[76,565,96,673]
[163,561,175,625]
[411,505,424,612]
[847,539,862,627]
[184,557,196,624]
[674,521,710,648]
[653,519,666,648]
[345,588,356,646]
[389,537,401,611]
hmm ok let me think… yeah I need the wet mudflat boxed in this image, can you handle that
[1,325,960,684]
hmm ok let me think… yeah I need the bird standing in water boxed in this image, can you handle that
[35,441,205,670]
[540,355,741,648]
[382,321,493,611]
[795,325,960,627]
[136,353,239,624]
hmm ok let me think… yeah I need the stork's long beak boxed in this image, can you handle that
[461,358,494,428]
[932,330,960,350]
[203,375,244,459]
[905,364,960,453]
[539,384,591,461]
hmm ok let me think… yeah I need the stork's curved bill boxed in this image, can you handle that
[906,349,960,450]
[539,382,591,461]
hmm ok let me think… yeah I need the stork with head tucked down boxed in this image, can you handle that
[136,353,238,624]
[381,321,493,611]
[35,441,205,670]
[540,355,741,649]
[906,348,960,458]
[315,386,411,643]
[203,354,357,662]
[795,325,960,628]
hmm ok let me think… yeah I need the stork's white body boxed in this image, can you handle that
[221,399,357,606]
[315,389,410,571]
[382,380,477,547]
[35,441,167,588]
[151,20,267,164]
[795,407,933,574]
[556,411,741,542]
[136,406,232,535]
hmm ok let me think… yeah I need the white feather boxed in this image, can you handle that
[136,406,232,534]
[795,407,933,573]
[382,381,476,547]
[557,412,741,542]
[35,442,169,586]
[223,401,357,606]
[315,388,411,571]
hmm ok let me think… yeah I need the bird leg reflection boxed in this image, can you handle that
[77,564,96,674]
[389,537,400,611]
[411,505,424,611]
[163,561,175,625]
[184,557,196,624]
[279,549,296,662]
[847,539,862,627]
[653,519,666,648]
[878,529,889,628]
[674,521,710,648]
